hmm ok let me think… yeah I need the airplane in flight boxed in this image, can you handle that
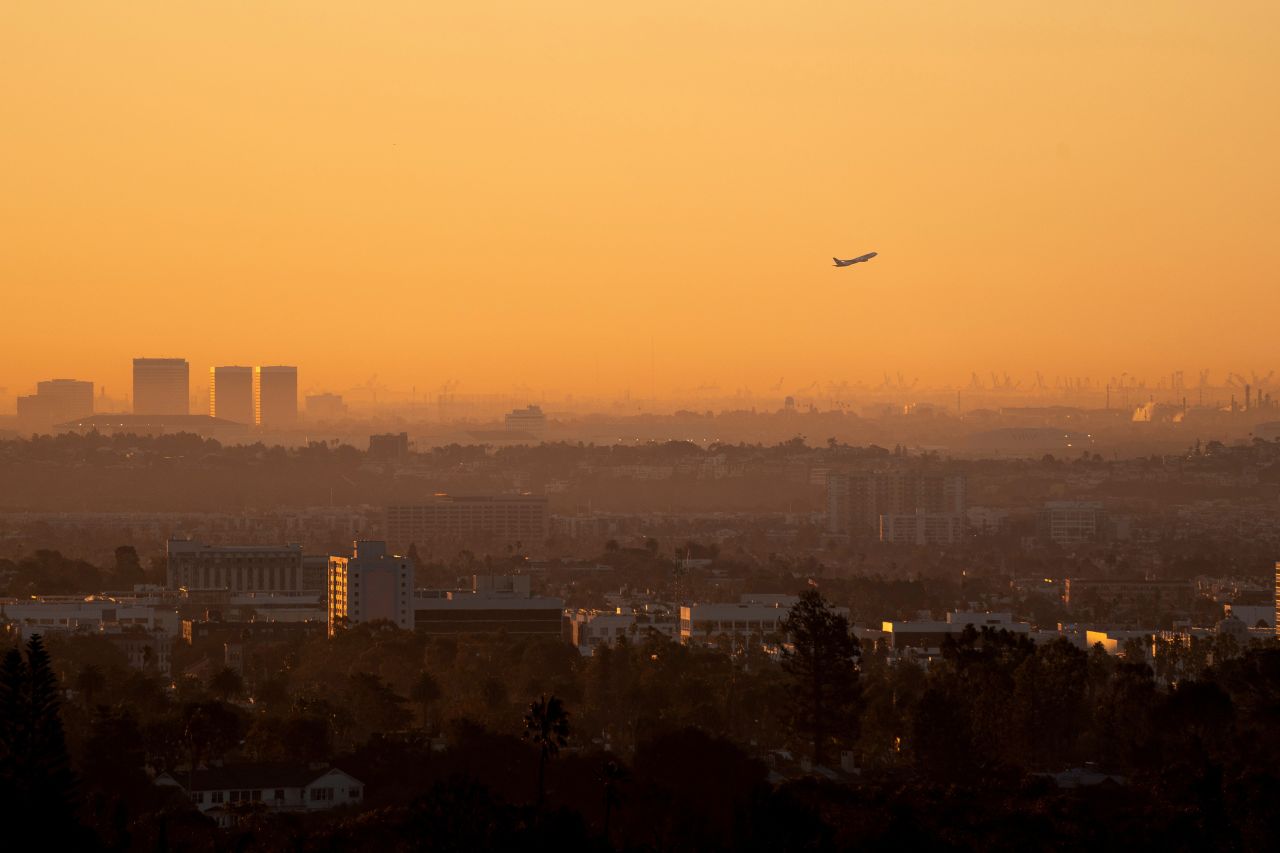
[833,252,877,267]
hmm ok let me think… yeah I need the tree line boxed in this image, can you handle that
[4,590,1280,849]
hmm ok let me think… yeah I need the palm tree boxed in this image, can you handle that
[74,663,106,708]
[602,759,627,844]
[208,667,243,702]
[409,671,443,734]
[523,694,570,809]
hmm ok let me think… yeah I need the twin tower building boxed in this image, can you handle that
[134,358,297,426]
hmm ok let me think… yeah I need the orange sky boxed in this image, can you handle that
[2,2,1278,406]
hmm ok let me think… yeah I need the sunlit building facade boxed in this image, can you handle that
[254,365,298,427]
[210,366,255,424]
[327,540,414,635]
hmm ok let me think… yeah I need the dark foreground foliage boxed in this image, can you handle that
[5,605,1280,850]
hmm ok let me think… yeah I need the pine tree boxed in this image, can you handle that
[0,636,79,839]
[780,589,860,768]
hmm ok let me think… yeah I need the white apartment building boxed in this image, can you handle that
[328,541,414,634]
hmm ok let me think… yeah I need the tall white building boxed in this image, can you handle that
[210,366,255,424]
[133,358,190,415]
[328,541,413,635]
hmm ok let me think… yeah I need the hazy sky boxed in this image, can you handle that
[3,2,1278,404]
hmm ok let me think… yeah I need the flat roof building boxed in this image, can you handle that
[306,393,346,418]
[17,379,95,428]
[828,470,967,536]
[166,539,307,593]
[504,404,547,438]
[386,495,549,550]
[1041,502,1104,546]
[679,601,804,644]
[328,541,414,635]
[210,366,255,424]
[413,574,564,638]
[134,358,190,415]
[255,365,298,427]
[369,432,410,459]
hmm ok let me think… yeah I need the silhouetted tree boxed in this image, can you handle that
[208,666,243,702]
[780,589,860,767]
[112,545,145,587]
[602,758,626,845]
[523,694,570,808]
[410,670,443,733]
[0,636,79,838]
[73,663,106,709]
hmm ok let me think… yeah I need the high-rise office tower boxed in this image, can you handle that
[133,358,189,415]
[254,365,298,426]
[209,366,255,424]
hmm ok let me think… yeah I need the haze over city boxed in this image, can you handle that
[4,4,1280,851]
[4,2,1278,406]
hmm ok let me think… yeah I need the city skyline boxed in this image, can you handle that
[3,3,1278,400]
[3,5,1278,847]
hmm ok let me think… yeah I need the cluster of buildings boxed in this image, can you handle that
[823,468,1123,548]
[16,357,300,433]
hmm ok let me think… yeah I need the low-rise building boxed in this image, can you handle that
[106,629,172,676]
[0,595,179,637]
[413,574,564,638]
[881,611,1030,654]
[155,764,363,828]
[504,405,547,438]
[679,601,794,644]
[1064,578,1195,611]
[167,540,309,593]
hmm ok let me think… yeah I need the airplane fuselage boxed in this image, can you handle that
[833,251,877,267]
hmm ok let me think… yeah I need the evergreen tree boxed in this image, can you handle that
[779,589,860,767]
[0,636,79,840]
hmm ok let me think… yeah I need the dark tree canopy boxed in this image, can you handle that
[780,588,861,767]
